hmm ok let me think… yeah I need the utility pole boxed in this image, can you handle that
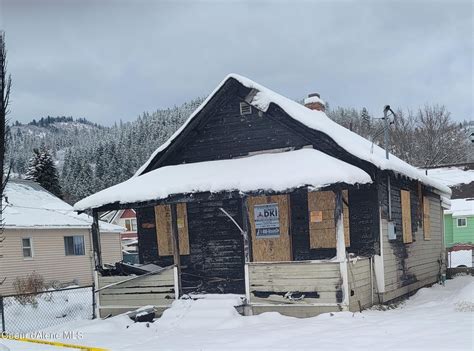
[383,105,391,160]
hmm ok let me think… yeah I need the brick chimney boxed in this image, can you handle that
[304,93,325,112]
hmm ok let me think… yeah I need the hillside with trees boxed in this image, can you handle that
[8,99,203,203]
[8,100,471,204]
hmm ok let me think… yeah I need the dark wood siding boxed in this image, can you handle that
[161,96,309,166]
[136,206,158,264]
[290,187,378,260]
[348,185,380,255]
[378,173,423,237]
[290,189,336,260]
[137,198,245,294]
[378,172,426,286]
[184,198,245,293]
[143,78,378,180]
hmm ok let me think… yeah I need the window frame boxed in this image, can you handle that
[456,217,467,228]
[124,218,137,232]
[64,235,85,256]
[124,219,131,231]
[21,237,34,259]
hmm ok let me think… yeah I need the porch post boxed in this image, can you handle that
[241,196,251,263]
[241,196,251,303]
[91,209,103,269]
[170,203,182,297]
[335,190,349,310]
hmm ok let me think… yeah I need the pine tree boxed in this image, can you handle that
[25,147,62,198]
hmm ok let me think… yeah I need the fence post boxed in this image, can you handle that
[91,284,96,320]
[1,296,5,333]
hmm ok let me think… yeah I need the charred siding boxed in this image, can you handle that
[378,172,442,290]
[290,187,378,260]
[136,199,245,294]
[378,173,423,238]
[290,190,336,260]
[184,198,245,293]
[161,96,309,166]
[136,206,158,264]
[348,185,379,255]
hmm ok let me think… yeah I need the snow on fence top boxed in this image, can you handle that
[134,73,450,196]
[445,198,474,217]
[5,179,123,231]
[74,149,372,211]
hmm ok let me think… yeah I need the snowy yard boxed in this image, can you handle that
[1,276,472,351]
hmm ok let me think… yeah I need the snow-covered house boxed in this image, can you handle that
[424,164,474,267]
[75,74,450,317]
[444,199,474,245]
[100,209,139,264]
[424,163,474,200]
[0,179,123,295]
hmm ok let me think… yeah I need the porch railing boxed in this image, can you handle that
[97,265,177,318]
[246,260,343,306]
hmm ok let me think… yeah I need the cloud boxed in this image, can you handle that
[1,0,472,124]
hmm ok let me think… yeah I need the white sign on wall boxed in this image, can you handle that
[254,203,280,238]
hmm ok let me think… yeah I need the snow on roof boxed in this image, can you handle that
[5,180,123,232]
[423,166,474,187]
[135,74,450,196]
[445,198,474,217]
[74,149,372,211]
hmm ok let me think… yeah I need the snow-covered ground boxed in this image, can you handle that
[1,276,472,351]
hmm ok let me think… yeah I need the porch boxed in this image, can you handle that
[96,257,375,318]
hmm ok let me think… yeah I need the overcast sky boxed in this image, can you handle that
[0,0,472,125]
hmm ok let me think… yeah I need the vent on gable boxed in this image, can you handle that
[239,102,252,115]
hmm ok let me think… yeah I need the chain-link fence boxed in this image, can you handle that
[0,285,95,333]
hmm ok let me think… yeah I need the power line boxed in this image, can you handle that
[4,203,78,212]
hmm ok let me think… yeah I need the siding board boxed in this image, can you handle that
[379,174,443,302]
[0,228,121,295]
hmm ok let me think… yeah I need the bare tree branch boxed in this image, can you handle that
[0,31,12,263]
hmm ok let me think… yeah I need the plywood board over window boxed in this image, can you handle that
[155,203,190,256]
[247,194,291,262]
[401,190,413,243]
[423,196,431,240]
[308,190,350,249]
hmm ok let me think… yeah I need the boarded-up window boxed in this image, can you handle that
[423,196,431,240]
[401,190,413,243]
[308,190,350,249]
[247,194,291,262]
[155,203,190,256]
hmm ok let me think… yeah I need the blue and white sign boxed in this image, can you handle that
[254,203,280,238]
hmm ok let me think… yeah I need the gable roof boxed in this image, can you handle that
[135,74,450,196]
[5,179,123,232]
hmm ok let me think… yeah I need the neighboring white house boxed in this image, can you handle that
[0,179,124,295]
[100,209,139,264]
[100,209,137,241]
